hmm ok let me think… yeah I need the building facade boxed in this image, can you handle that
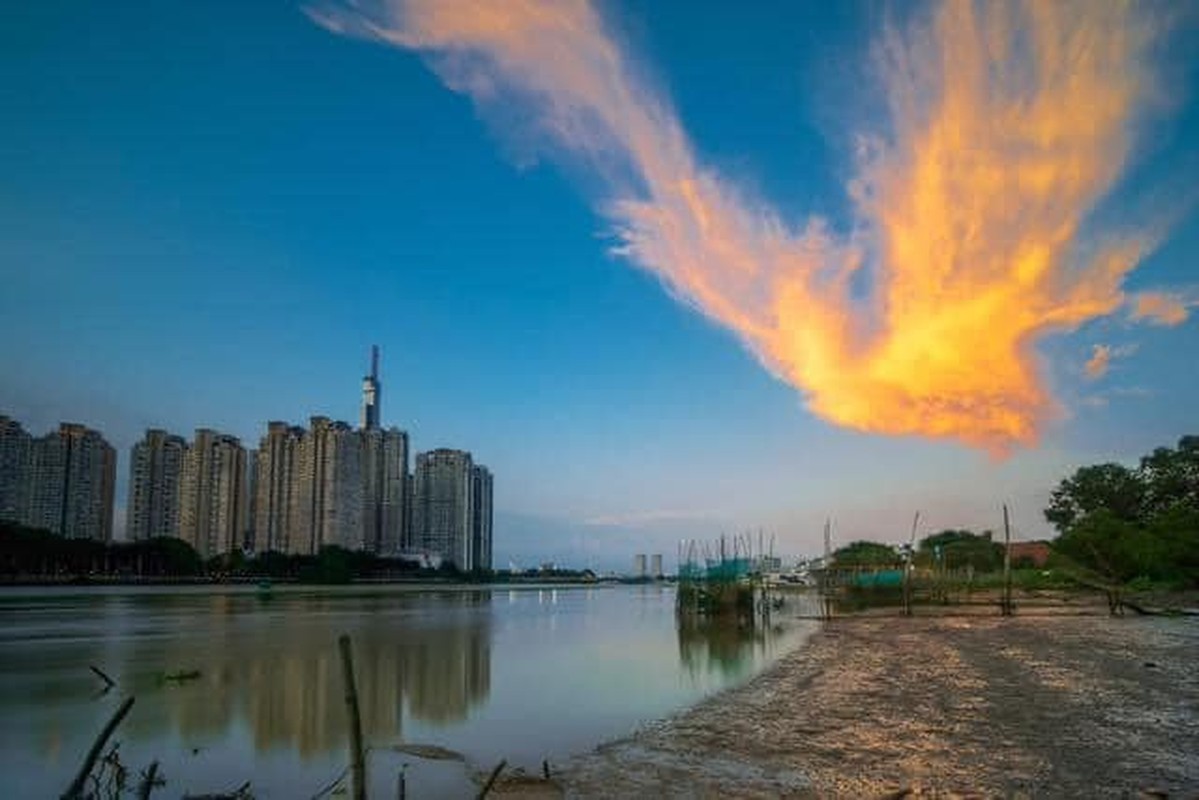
[22,423,116,541]
[470,465,493,572]
[0,415,31,525]
[361,426,409,555]
[126,429,188,541]
[254,422,307,554]
[413,449,476,570]
[180,429,248,558]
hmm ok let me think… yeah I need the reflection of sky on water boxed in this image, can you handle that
[0,585,815,797]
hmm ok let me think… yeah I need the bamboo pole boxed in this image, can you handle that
[338,635,367,800]
[61,696,135,799]
[1002,504,1013,616]
[903,511,920,616]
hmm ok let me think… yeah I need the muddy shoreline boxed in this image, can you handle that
[557,612,1199,798]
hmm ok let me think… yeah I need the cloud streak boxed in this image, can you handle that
[310,0,1181,454]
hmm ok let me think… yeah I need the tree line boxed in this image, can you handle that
[830,435,1198,589]
[0,522,463,583]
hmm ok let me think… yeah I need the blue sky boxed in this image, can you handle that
[2,1,1197,571]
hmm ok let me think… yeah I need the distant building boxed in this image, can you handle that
[23,423,116,541]
[1009,541,1052,568]
[361,426,409,555]
[126,429,188,541]
[0,415,32,525]
[361,345,381,431]
[254,422,308,554]
[245,448,258,551]
[301,416,364,552]
[413,449,477,570]
[471,465,493,571]
[634,554,647,579]
[180,428,248,558]
[650,553,663,578]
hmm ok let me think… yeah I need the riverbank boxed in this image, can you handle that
[558,613,1199,797]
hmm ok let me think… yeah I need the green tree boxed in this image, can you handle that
[1139,436,1199,516]
[832,540,900,567]
[918,529,1003,572]
[1045,463,1145,534]
[1045,434,1199,586]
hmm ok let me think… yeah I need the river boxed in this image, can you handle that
[0,584,817,797]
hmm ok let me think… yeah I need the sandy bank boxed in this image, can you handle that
[559,614,1198,798]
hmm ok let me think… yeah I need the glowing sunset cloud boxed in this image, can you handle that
[310,0,1185,454]
[1129,290,1194,326]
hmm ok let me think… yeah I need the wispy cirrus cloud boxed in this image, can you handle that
[309,0,1184,455]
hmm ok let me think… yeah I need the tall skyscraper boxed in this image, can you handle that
[361,345,381,431]
[296,416,364,552]
[412,449,476,570]
[245,448,258,551]
[126,429,187,541]
[470,465,493,571]
[23,423,116,540]
[0,415,32,525]
[180,429,248,558]
[361,426,409,555]
[254,346,412,557]
[254,422,307,554]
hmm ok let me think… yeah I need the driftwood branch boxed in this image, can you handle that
[61,696,135,799]
[89,665,116,691]
[476,760,507,799]
[137,760,161,800]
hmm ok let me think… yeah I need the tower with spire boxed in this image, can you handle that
[361,345,380,431]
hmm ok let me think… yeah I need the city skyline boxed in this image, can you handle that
[2,347,494,569]
[3,1,1198,570]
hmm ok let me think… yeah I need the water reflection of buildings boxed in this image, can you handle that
[121,591,492,758]
[676,615,769,679]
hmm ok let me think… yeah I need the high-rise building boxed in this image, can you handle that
[412,449,476,570]
[361,345,381,431]
[180,429,248,558]
[23,423,116,541]
[0,415,32,525]
[250,349,417,557]
[361,426,409,555]
[245,448,258,551]
[634,554,647,579]
[303,416,364,552]
[650,553,663,578]
[254,422,307,554]
[126,429,187,541]
[470,465,493,571]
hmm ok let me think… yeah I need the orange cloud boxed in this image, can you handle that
[1128,290,1192,326]
[1084,345,1112,380]
[310,0,1176,454]
[1083,343,1137,381]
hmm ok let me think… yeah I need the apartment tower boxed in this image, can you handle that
[126,429,188,541]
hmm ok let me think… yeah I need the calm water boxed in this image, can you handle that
[0,584,817,798]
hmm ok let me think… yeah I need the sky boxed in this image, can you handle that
[2,0,1198,571]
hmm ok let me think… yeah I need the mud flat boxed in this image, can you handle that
[560,613,1199,798]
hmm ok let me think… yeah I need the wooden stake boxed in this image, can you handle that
[1002,504,1013,616]
[61,696,135,799]
[338,635,367,800]
[903,511,919,616]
